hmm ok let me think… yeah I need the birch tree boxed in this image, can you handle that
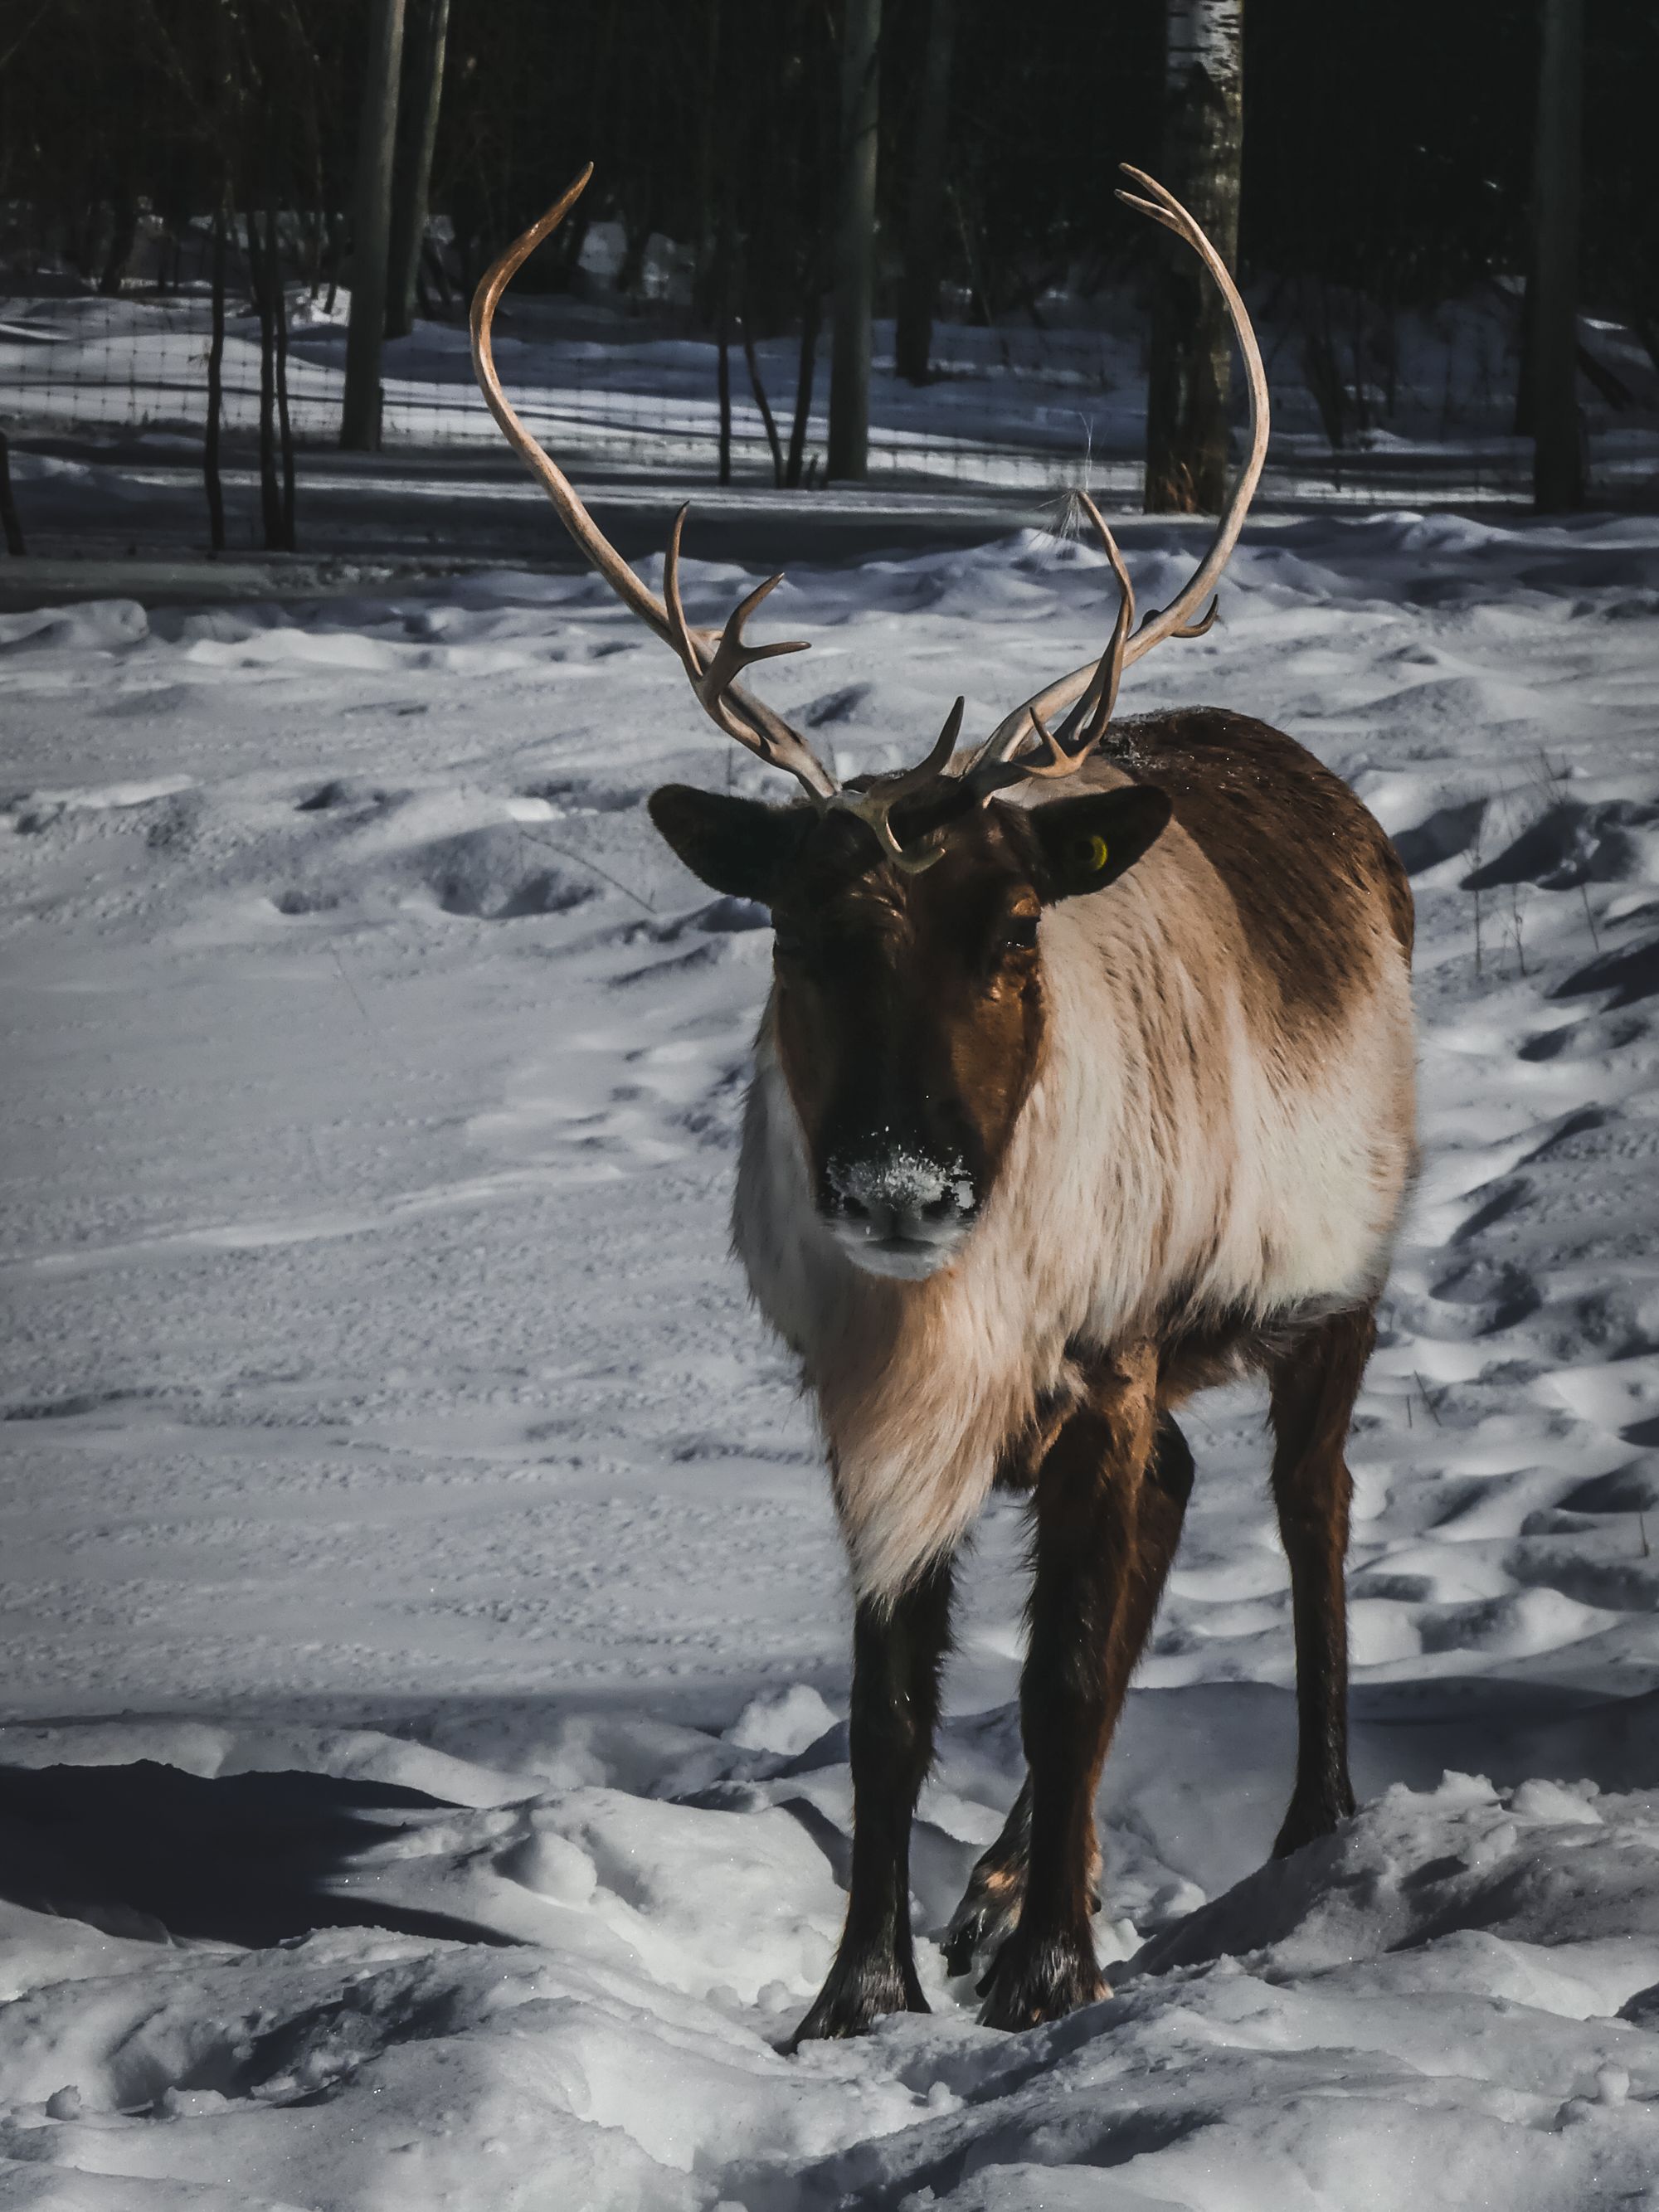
[1143,0,1244,515]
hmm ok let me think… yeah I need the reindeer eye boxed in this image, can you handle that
[1001,911,1039,954]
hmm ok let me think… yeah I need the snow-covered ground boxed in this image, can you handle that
[2,508,1659,2206]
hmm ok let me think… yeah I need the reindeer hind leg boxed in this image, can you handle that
[941,1777,1029,1977]
[1267,1303,1375,1858]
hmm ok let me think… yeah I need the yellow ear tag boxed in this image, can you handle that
[1087,834,1110,871]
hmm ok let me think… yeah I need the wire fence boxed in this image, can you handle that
[4,250,1657,544]
[0,282,1107,489]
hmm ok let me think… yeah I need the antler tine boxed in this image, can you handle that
[959,492,1132,792]
[1115,187,1190,238]
[816,698,966,878]
[698,572,811,729]
[976,163,1269,767]
[662,507,825,789]
[880,696,966,799]
[1006,498,1135,783]
[1168,598,1218,639]
[661,503,703,683]
[472,175,836,803]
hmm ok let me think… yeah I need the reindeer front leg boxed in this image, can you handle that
[979,1347,1158,2031]
[790,1555,953,2044]
[945,1407,1194,1977]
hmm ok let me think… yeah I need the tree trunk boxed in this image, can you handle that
[828,0,880,481]
[204,198,227,552]
[341,0,405,450]
[0,432,26,557]
[385,0,448,341]
[894,0,955,386]
[98,187,139,296]
[691,3,722,324]
[1144,0,1244,515]
[742,318,786,488]
[1530,0,1584,513]
[304,205,324,300]
[247,199,282,550]
[1512,271,1535,435]
[786,285,821,488]
[718,294,734,487]
[416,234,452,317]
[268,198,297,551]
[324,207,343,316]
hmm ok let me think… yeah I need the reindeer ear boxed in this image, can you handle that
[648,785,800,904]
[1027,784,1173,904]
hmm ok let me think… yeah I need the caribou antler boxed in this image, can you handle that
[859,161,1266,827]
[972,164,1269,772]
[822,698,966,874]
[662,506,812,748]
[470,168,838,802]
[981,494,1136,790]
[471,159,1267,864]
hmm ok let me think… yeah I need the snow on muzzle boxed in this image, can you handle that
[821,1140,979,1280]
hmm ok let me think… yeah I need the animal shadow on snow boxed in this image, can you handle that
[0,1761,505,1947]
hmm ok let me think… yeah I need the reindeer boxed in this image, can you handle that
[472,165,1416,2039]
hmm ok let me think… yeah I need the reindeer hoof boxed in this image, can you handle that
[977,1930,1107,2032]
[942,1893,1021,1978]
[787,1956,928,2048]
[941,1911,990,1980]
[942,1859,1029,1978]
[1272,1786,1355,1860]
[944,1875,1101,1980]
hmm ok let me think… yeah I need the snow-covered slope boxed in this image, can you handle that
[2,511,1657,2205]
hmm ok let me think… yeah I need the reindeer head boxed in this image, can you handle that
[649,740,1172,1277]
[472,165,1267,1279]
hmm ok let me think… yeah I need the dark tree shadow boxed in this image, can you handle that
[0,1761,517,1947]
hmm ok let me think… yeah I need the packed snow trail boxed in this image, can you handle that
[2,512,1658,2206]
